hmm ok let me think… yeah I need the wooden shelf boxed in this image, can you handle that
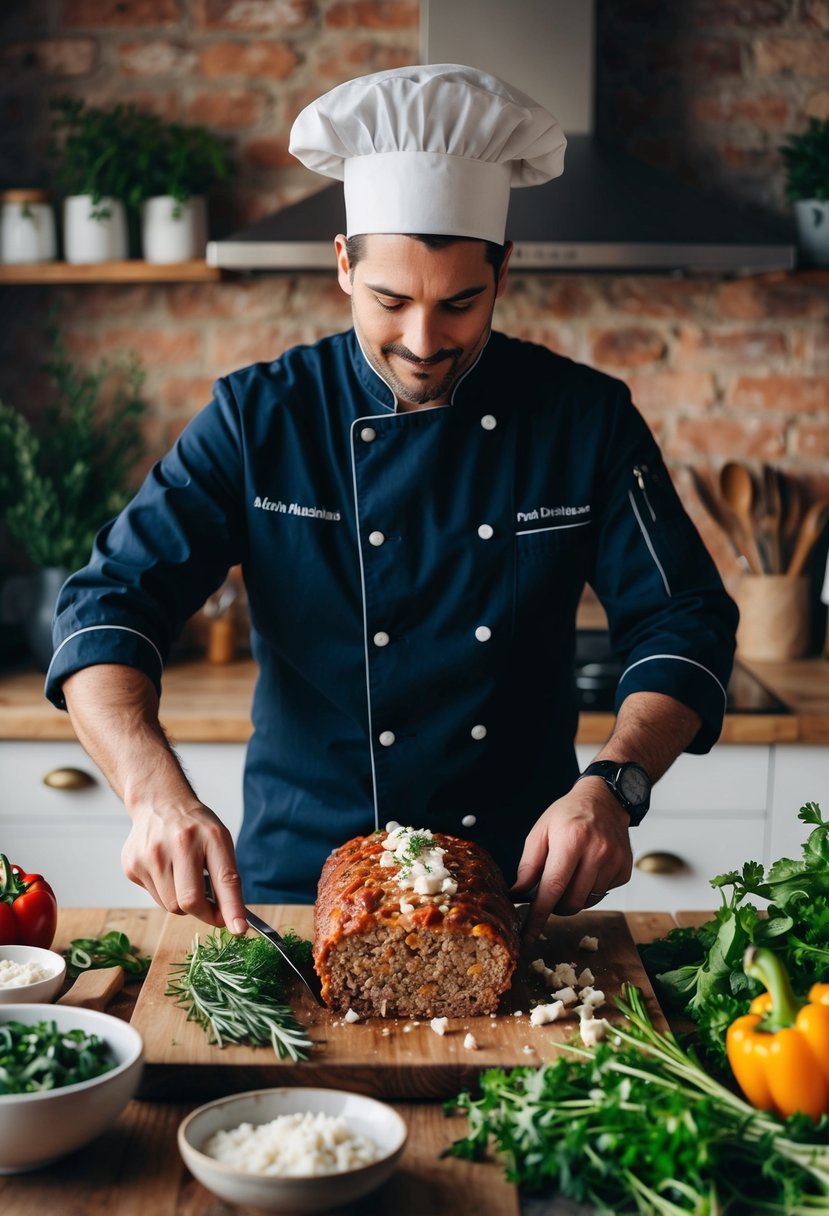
[0,259,221,284]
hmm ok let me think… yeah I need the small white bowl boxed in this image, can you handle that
[0,1003,143,1172]
[178,1087,408,1214]
[0,944,66,1004]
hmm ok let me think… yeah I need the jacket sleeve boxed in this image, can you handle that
[589,383,739,753]
[45,378,246,709]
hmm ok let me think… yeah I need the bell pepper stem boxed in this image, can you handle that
[744,945,801,1030]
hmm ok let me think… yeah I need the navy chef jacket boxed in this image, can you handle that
[46,329,738,903]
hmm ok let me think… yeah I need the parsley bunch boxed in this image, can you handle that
[446,984,829,1215]
[640,802,829,1068]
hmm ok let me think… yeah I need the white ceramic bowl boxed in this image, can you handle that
[0,1003,143,1173]
[0,944,66,1004]
[178,1087,408,1214]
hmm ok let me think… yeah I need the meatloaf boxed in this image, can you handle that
[313,823,520,1019]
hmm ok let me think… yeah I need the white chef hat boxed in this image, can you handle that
[289,63,566,244]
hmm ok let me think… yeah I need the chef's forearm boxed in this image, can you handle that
[61,663,197,812]
[591,690,702,782]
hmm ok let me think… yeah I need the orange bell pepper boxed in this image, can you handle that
[726,946,829,1121]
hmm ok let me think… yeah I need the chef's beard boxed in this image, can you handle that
[378,342,465,406]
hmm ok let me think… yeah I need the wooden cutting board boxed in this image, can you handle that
[131,906,665,1100]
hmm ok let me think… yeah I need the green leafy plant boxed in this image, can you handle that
[139,120,231,212]
[49,95,230,219]
[780,117,829,203]
[0,327,148,570]
[48,96,154,218]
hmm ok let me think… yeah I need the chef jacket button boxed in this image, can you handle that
[379,730,396,747]
[368,530,385,547]
[360,426,377,442]
[470,724,487,741]
[477,523,494,540]
[474,625,492,642]
[480,414,497,431]
[461,814,477,827]
[373,631,390,647]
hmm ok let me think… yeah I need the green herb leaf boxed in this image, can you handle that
[64,929,151,979]
[165,928,312,1062]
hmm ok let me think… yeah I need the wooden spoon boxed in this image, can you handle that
[719,461,764,574]
[786,498,829,578]
[760,464,783,574]
[780,474,803,568]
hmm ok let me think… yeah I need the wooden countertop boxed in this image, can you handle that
[0,906,696,1216]
[2,655,828,744]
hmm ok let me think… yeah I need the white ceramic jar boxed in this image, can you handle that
[62,194,128,264]
[141,195,207,263]
[0,189,57,263]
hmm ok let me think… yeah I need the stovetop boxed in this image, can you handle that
[574,631,789,714]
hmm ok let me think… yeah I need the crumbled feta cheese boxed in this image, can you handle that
[579,935,599,951]
[578,986,605,1010]
[579,1015,609,1047]
[576,967,595,987]
[552,985,578,1005]
[463,1032,479,1051]
[441,877,458,895]
[549,962,578,988]
[344,1008,361,1024]
[430,1017,448,1036]
[399,899,416,914]
[529,957,548,974]
[522,1045,534,1054]
[403,1024,413,1033]
[413,873,443,895]
[379,851,395,868]
[530,1000,565,1026]
[512,1009,523,1017]
[380,1027,392,1036]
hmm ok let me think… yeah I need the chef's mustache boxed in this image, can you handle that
[382,343,462,364]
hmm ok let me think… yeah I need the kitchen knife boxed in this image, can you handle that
[203,872,325,1005]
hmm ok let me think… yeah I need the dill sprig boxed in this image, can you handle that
[166,929,312,1062]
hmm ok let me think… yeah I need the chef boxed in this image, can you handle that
[45,64,737,940]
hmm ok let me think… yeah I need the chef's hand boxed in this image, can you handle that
[511,781,633,940]
[121,798,248,936]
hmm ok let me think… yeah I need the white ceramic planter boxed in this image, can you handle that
[140,195,207,264]
[62,195,128,264]
[0,190,57,264]
[794,199,829,267]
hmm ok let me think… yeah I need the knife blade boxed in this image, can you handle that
[203,872,325,1006]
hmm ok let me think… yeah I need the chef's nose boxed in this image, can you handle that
[404,308,441,361]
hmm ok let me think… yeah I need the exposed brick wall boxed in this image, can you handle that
[0,0,827,599]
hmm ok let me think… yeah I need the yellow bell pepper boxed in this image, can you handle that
[726,946,829,1121]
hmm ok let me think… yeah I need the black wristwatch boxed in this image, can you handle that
[577,760,652,826]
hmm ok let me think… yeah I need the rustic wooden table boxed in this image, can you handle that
[0,907,702,1216]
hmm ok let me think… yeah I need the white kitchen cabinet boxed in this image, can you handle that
[575,743,769,911]
[767,745,829,862]
[0,740,245,907]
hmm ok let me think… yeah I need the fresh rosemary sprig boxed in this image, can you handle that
[166,929,313,1062]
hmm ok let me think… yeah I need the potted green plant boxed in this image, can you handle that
[779,116,829,267]
[0,328,149,668]
[137,118,231,264]
[49,96,150,263]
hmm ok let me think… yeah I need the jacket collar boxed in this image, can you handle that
[347,327,493,414]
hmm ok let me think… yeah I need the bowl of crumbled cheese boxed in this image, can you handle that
[0,945,66,1004]
[178,1087,408,1214]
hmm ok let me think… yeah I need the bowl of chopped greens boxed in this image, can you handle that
[0,1003,143,1172]
[0,945,66,1005]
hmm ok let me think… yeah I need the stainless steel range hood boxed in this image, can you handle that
[207,0,795,274]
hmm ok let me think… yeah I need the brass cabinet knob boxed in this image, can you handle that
[42,767,97,791]
[634,850,686,875]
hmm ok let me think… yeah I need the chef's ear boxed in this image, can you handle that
[495,241,514,299]
[334,234,353,296]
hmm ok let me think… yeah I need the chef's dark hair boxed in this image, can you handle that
[344,233,508,279]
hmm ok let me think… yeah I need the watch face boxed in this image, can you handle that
[619,764,650,806]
